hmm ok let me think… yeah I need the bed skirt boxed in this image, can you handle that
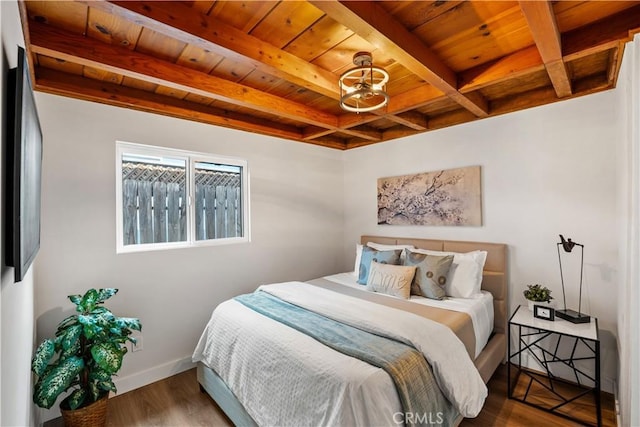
[197,362,257,427]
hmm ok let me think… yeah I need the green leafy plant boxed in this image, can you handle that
[31,288,141,410]
[523,284,553,303]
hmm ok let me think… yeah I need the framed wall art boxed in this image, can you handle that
[377,166,482,226]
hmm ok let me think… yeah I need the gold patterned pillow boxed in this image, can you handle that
[403,249,454,300]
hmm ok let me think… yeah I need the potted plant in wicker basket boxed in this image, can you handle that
[523,284,554,311]
[31,288,141,427]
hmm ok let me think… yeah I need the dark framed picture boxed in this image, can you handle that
[5,46,43,282]
[534,305,555,321]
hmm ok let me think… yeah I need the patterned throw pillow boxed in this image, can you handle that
[357,246,402,285]
[411,248,487,298]
[366,261,416,299]
[403,249,454,300]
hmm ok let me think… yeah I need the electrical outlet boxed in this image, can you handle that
[130,331,143,352]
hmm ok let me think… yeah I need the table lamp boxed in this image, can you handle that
[556,234,590,323]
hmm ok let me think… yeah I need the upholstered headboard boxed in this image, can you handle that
[361,236,508,336]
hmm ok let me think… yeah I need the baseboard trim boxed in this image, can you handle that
[113,356,195,395]
[40,356,195,423]
[613,379,621,427]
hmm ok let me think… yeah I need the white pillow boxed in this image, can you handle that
[353,244,363,276]
[411,248,487,298]
[366,261,416,299]
[367,242,414,262]
[366,242,415,252]
[352,242,415,276]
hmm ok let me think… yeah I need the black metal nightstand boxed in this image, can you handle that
[508,305,601,426]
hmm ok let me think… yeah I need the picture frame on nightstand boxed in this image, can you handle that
[533,304,555,321]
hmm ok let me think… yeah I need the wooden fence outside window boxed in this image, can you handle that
[121,162,242,245]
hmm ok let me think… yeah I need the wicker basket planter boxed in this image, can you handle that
[60,394,108,427]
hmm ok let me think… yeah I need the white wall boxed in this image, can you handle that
[342,88,624,393]
[1,1,38,426]
[33,93,345,420]
[617,34,640,427]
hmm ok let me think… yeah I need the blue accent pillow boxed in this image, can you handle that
[357,246,402,285]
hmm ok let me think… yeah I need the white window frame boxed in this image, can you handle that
[115,141,250,253]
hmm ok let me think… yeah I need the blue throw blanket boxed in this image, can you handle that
[235,291,457,427]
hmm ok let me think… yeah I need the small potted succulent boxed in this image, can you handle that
[523,284,554,311]
[31,288,141,427]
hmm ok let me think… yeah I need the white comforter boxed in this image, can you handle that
[193,282,487,426]
[324,272,494,358]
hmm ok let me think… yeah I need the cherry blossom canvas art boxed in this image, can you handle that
[377,166,482,226]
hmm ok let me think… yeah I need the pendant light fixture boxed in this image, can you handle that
[339,52,389,113]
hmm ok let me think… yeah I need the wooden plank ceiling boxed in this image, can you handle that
[20,1,640,150]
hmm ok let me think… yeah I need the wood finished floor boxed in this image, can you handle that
[44,364,616,426]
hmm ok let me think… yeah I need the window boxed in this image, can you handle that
[116,142,249,253]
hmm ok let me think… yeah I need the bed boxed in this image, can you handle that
[193,236,508,426]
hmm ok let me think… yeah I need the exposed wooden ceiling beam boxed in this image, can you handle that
[83,1,341,100]
[34,68,331,146]
[17,2,38,90]
[562,3,640,61]
[20,0,640,150]
[461,5,640,94]
[426,109,478,134]
[28,20,340,130]
[337,85,443,129]
[364,108,428,131]
[387,84,445,114]
[385,112,428,131]
[311,0,489,118]
[336,112,379,131]
[379,126,424,144]
[302,121,382,142]
[459,46,544,93]
[391,5,640,113]
[608,42,625,87]
[302,127,336,141]
[327,14,627,141]
[304,85,442,140]
[351,72,612,150]
[310,2,639,140]
[519,1,572,98]
[340,126,383,142]
[491,73,610,117]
